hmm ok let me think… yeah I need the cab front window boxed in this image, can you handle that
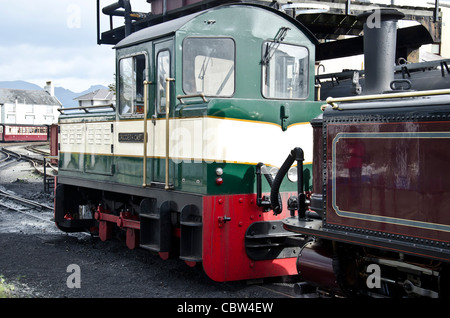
[183,37,235,97]
[262,42,309,99]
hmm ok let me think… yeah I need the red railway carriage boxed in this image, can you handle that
[0,124,49,142]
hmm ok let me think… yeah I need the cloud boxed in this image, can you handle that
[0,43,115,92]
[0,1,117,92]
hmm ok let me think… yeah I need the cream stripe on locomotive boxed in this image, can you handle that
[59,117,313,167]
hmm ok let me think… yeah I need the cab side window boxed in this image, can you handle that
[157,50,171,113]
[119,54,146,116]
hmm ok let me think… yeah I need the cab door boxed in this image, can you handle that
[116,49,151,186]
[151,39,175,188]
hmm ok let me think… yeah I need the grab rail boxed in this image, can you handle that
[176,94,208,104]
[142,80,152,187]
[165,78,175,190]
[322,88,450,111]
[57,104,116,114]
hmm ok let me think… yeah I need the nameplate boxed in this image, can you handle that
[118,132,145,143]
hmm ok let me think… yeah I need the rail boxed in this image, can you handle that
[322,88,450,111]
[142,80,152,187]
[0,189,53,211]
[57,104,116,114]
[0,147,57,177]
[25,143,50,156]
[0,147,21,168]
[176,94,208,104]
[165,78,175,190]
[0,148,11,164]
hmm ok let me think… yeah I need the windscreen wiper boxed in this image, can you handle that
[262,27,290,65]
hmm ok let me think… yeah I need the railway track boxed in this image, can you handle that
[25,143,51,156]
[0,145,57,176]
[0,187,93,241]
[0,188,53,211]
[0,187,306,298]
[0,188,54,228]
[0,188,309,299]
[0,145,308,298]
[0,147,21,168]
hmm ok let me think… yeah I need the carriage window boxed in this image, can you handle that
[119,54,146,116]
[183,37,235,97]
[157,50,171,113]
[262,42,309,99]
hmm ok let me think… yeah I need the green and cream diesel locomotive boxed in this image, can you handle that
[54,3,322,282]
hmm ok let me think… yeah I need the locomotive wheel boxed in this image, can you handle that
[332,243,366,298]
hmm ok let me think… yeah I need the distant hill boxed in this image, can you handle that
[0,81,109,107]
[0,80,42,91]
[54,85,109,107]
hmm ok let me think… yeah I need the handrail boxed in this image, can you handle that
[322,88,450,111]
[57,104,116,114]
[176,93,208,104]
[142,80,152,187]
[165,78,175,190]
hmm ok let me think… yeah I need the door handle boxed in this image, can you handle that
[280,104,290,131]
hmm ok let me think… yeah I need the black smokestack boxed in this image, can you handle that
[358,9,405,95]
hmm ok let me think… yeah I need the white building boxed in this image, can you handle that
[0,81,61,125]
[73,89,115,108]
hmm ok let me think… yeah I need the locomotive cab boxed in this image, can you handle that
[110,4,319,194]
[55,4,323,283]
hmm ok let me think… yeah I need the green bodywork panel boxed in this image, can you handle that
[58,4,322,196]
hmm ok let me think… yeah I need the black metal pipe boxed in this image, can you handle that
[97,0,101,44]
[256,163,264,207]
[102,0,130,15]
[357,9,404,95]
[102,0,132,37]
[270,147,304,216]
[270,152,295,215]
[256,162,280,211]
[435,0,440,22]
[291,148,305,219]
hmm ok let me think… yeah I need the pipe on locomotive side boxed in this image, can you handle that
[296,242,342,295]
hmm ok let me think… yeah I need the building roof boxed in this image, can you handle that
[73,89,115,101]
[0,88,61,106]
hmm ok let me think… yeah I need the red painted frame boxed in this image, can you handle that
[202,193,298,282]
[89,193,298,282]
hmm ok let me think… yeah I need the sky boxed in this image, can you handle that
[1,0,449,93]
[0,0,150,93]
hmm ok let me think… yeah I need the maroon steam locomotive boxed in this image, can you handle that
[275,9,450,298]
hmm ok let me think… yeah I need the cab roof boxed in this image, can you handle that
[114,3,317,49]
